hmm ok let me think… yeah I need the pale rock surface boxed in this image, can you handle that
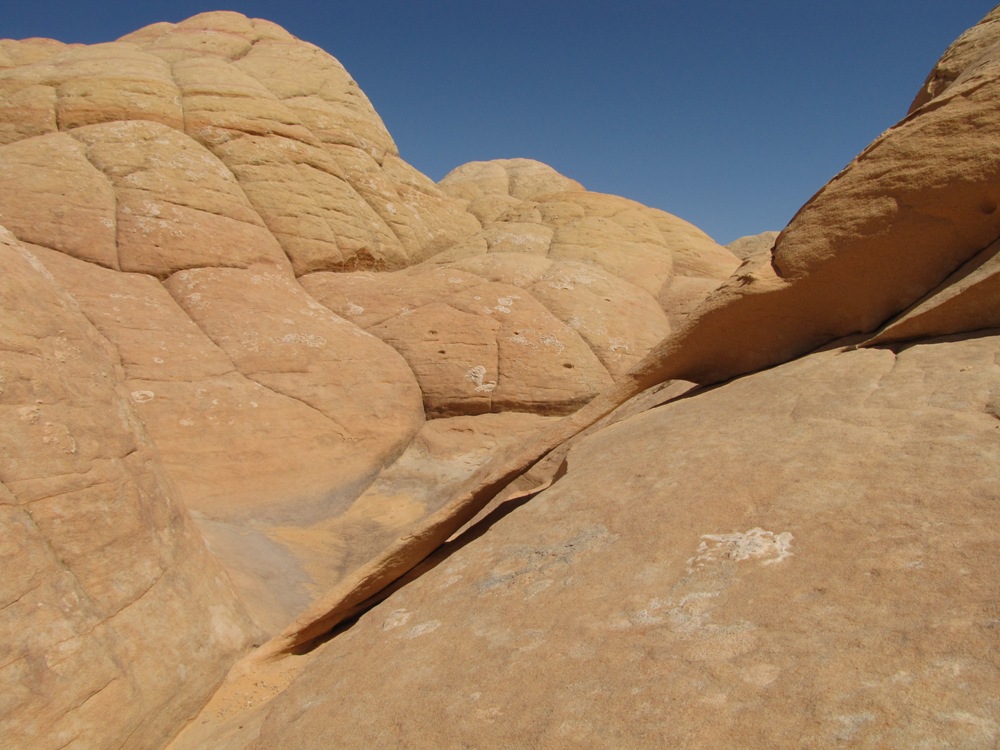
[726,230,779,260]
[266,412,559,601]
[910,4,1000,111]
[439,160,740,306]
[301,266,615,415]
[251,332,1000,749]
[0,230,259,749]
[11,7,1000,750]
[259,4,1000,671]
[304,157,737,407]
[33,249,424,632]
[0,11,480,275]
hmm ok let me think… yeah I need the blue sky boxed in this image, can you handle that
[4,1,995,244]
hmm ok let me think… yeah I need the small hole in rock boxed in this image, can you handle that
[562,363,574,369]
[981,199,998,215]
[438,350,446,355]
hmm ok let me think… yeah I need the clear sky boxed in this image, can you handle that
[4,1,996,244]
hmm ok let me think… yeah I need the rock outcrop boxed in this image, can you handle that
[259,0,1000,712]
[5,6,1000,750]
[253,331,1000,750]
[0,228,259,749]
[0,11,744,747]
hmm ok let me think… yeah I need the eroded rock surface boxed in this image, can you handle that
[0,230,259,749]
[252,332,1000,749]
[7,7,1000,750]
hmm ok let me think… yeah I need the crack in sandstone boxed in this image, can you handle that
[242,372,352,440]
[65,129,123,272]
[168,58,298,272]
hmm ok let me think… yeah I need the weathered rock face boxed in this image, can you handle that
[252,332,1000,750]
[9,6,1000,750]
[909,4,1000,111]
[726,230,779,260]
[0,12,482,273]
[0,229,259,749]
[608,6,1000,391]
[296,159,737,416]
[0,11,744,746]
[201,7,1000,749]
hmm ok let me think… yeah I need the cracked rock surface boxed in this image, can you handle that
[0,11,741,747]
[7,7,1000,750]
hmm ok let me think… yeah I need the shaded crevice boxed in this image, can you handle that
[116,189,277,230]
[287,488,544,656]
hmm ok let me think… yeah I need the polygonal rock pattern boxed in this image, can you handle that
[250,332,1000,750]
[0,230,259,749]
[12,7,1000,750]
[302,266,614,416]
[0,9,741,694]
[0,10,481,274]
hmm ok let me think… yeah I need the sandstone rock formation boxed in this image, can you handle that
[255,2,1000,728]
[0,11,745,747]
[252,331,1000,750]
[0,228,259,749]
[5,6,1000,750]
[910,4,1000,111]
[726,230,779,260]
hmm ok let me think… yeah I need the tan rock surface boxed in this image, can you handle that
[302,266,614,415]
[0,11,480,276]
[10,8,1000,750]
[264,6,1000,658]
[910,5,1000,111]
[252,331,1000,749]
[726,230,779,260]
[0,230,259,749]
[32,249,424,632]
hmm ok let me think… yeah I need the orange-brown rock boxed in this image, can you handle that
[252,331,1000,749]
[0,230,259,749]
[265,5,1000,662]
[9,7,1000,750]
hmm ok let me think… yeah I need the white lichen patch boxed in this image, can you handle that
[18,406,41,424]
[508,332,534,348]
[280,332,328,348]
[404,620,441,639]
[539,333,565,352]
[687,528,794,573]
[130,390,155,403]
[381,608,412,631]
[608,337,629,354]
[483,296,517,315]
[343,301,365,316]
[465,365,496,393]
